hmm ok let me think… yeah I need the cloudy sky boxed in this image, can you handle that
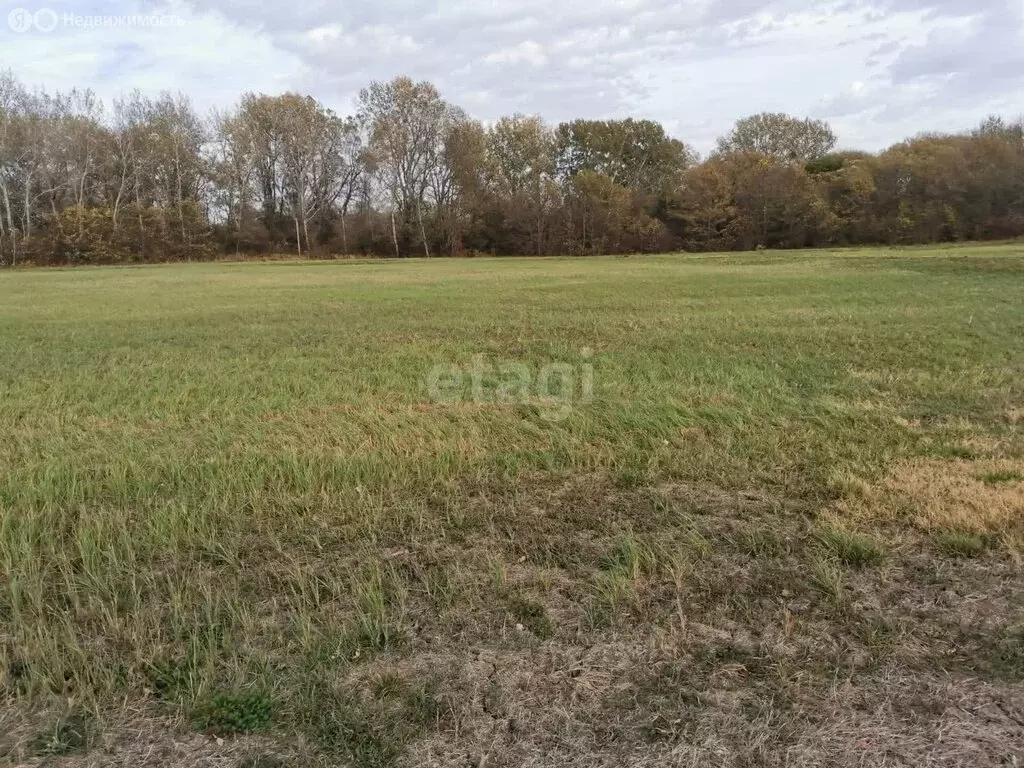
[1,0,1021,154]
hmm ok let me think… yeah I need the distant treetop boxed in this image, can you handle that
[716,113,838,162]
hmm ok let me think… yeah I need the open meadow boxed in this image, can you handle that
[1,245,1023,766]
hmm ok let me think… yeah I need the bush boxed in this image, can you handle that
[25,204,214,266]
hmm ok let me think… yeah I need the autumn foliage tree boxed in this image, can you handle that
[2,67,1022,265]
[716,112,837,162]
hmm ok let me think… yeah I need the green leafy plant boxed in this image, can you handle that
[509,596,555,639]
[194,691,275,736]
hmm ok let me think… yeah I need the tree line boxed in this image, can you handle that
[1,70,1022,265]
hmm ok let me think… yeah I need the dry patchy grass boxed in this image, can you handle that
[1,246,1023,765]
[836,458,1024,551]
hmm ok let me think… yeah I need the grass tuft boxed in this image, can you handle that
[809,558,846,604]
[31,712,90,757]
[934,531,990,558]
[348,563,408,653]
[601,536,658,578]
[816,526,887,568]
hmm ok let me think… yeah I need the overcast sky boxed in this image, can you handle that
[2,0,1021,154]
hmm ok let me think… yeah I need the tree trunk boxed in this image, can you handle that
[112,159,127,230]
[78,152,90,238]
[236,196,246,256]
[175,142,186,244]
[391,209,400,257]
[23,175,32,239]
[134,161,145,258]
[535,205,543,255]
[50,197,64,238]
[417,202,430,257]
[1,181,15,263]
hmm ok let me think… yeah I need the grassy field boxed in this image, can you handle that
[1,245,1022,766]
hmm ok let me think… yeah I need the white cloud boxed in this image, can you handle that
[307,23,345,44]
[1,0,1020,152]
[484,40,547,67]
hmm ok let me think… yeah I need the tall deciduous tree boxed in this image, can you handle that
[555,118,695,195]
[716,113,837,162]
[485,114,558,255]
[358,77,463,256]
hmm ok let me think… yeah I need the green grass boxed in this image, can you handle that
[934,531,991,558]
[816,526,887,568]
[194,691,275,736]
[1,245,1023,765]
[981,470,1024,485]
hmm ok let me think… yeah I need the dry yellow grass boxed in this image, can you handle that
[837,458,1024,549]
